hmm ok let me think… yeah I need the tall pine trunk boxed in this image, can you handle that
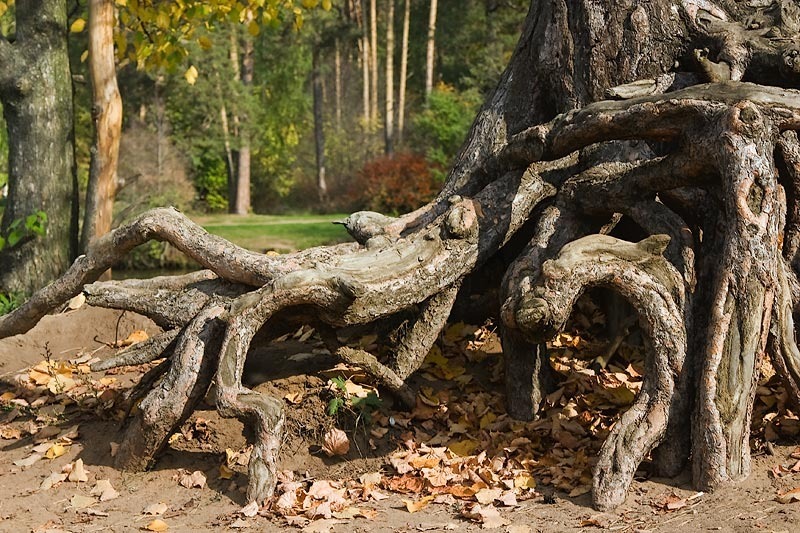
[0,1,77,295]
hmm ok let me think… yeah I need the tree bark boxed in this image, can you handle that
[369,0,379,127]
[312,46,328,205]
[397,0,410,145]
[424,0,438,102]
[384,0,395,154]
[81,0,123,270]
[234,29,254,216]
[0,0,78,295]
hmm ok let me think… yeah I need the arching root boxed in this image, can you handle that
[505,233,686,510]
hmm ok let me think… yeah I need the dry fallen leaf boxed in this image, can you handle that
[119,330,149,347]
[143,502,168,516]
[13,453,43,468]
[321,428,350,457]
[463,504,508,529]
[45,443,68,460]
[70,494,96,509]
[776,487,800,504]
[301,519,344,533]
[402,495,434,513]
[146,519,169,531]
[66,293,86,310]
[475,488,504,505]
[91,479,119,502]
[240,501,259,517]
[177,470,206,489]
[40,472,68,490]
[67,459,89,482]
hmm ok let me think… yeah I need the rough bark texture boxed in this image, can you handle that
[0,1,78,295]
[3,0,800,512]
[81,0,123,257]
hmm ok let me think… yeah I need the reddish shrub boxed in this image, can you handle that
[347,152,440,215]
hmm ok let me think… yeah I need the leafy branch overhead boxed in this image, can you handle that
[63,0,332,76]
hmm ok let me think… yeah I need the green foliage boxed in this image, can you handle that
[325,376,383,423]
[411,84,482,180]
[0,211,47,251]
[0,291,24,316]
[192,153,229,212]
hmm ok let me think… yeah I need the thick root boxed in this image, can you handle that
[504,234,686,510]
[114,304,224,471]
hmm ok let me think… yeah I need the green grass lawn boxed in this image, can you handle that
[192,213,353,253]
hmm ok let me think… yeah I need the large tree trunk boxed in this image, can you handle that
[81,0,123,269]
[0,1,77,295]
[3,0,800,515]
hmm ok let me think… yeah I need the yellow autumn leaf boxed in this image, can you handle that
[146,519,169,531]
[219,463,234,480]
[302,0,319,8]
[198,36,213,50]
[402,495,434,513]
[184,65,198,85]
[247,19,260,37]
[322,0,332,10]
[513,473,536,489]
[119,330,149,347]
[0,4,8,18]
[479,412,497,429]
[448,439,479,457]
[70,18,86,33]
[45,443,68,459]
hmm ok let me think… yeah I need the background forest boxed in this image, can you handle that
[0,0,526,227]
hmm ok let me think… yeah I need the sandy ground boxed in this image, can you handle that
[0,306,799,532]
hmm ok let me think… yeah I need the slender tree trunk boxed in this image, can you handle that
[312,46,328,205]
[397,0,410,146]
[81,0,123,277]
[334,39,342,131]
[384,0,395,154]
[228,28,242,214]
[215,74,236,209]
[0,1,77,295]
[235,33,254,216]
[369,0,379,127]
[359,1,370,128]
[425,0,438,102]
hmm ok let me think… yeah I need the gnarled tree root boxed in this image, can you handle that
[506,234,686,510]
[3,81,800,510]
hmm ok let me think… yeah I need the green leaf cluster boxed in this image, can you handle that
[0,211,47,252]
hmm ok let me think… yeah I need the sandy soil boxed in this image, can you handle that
[0,306,799,532]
